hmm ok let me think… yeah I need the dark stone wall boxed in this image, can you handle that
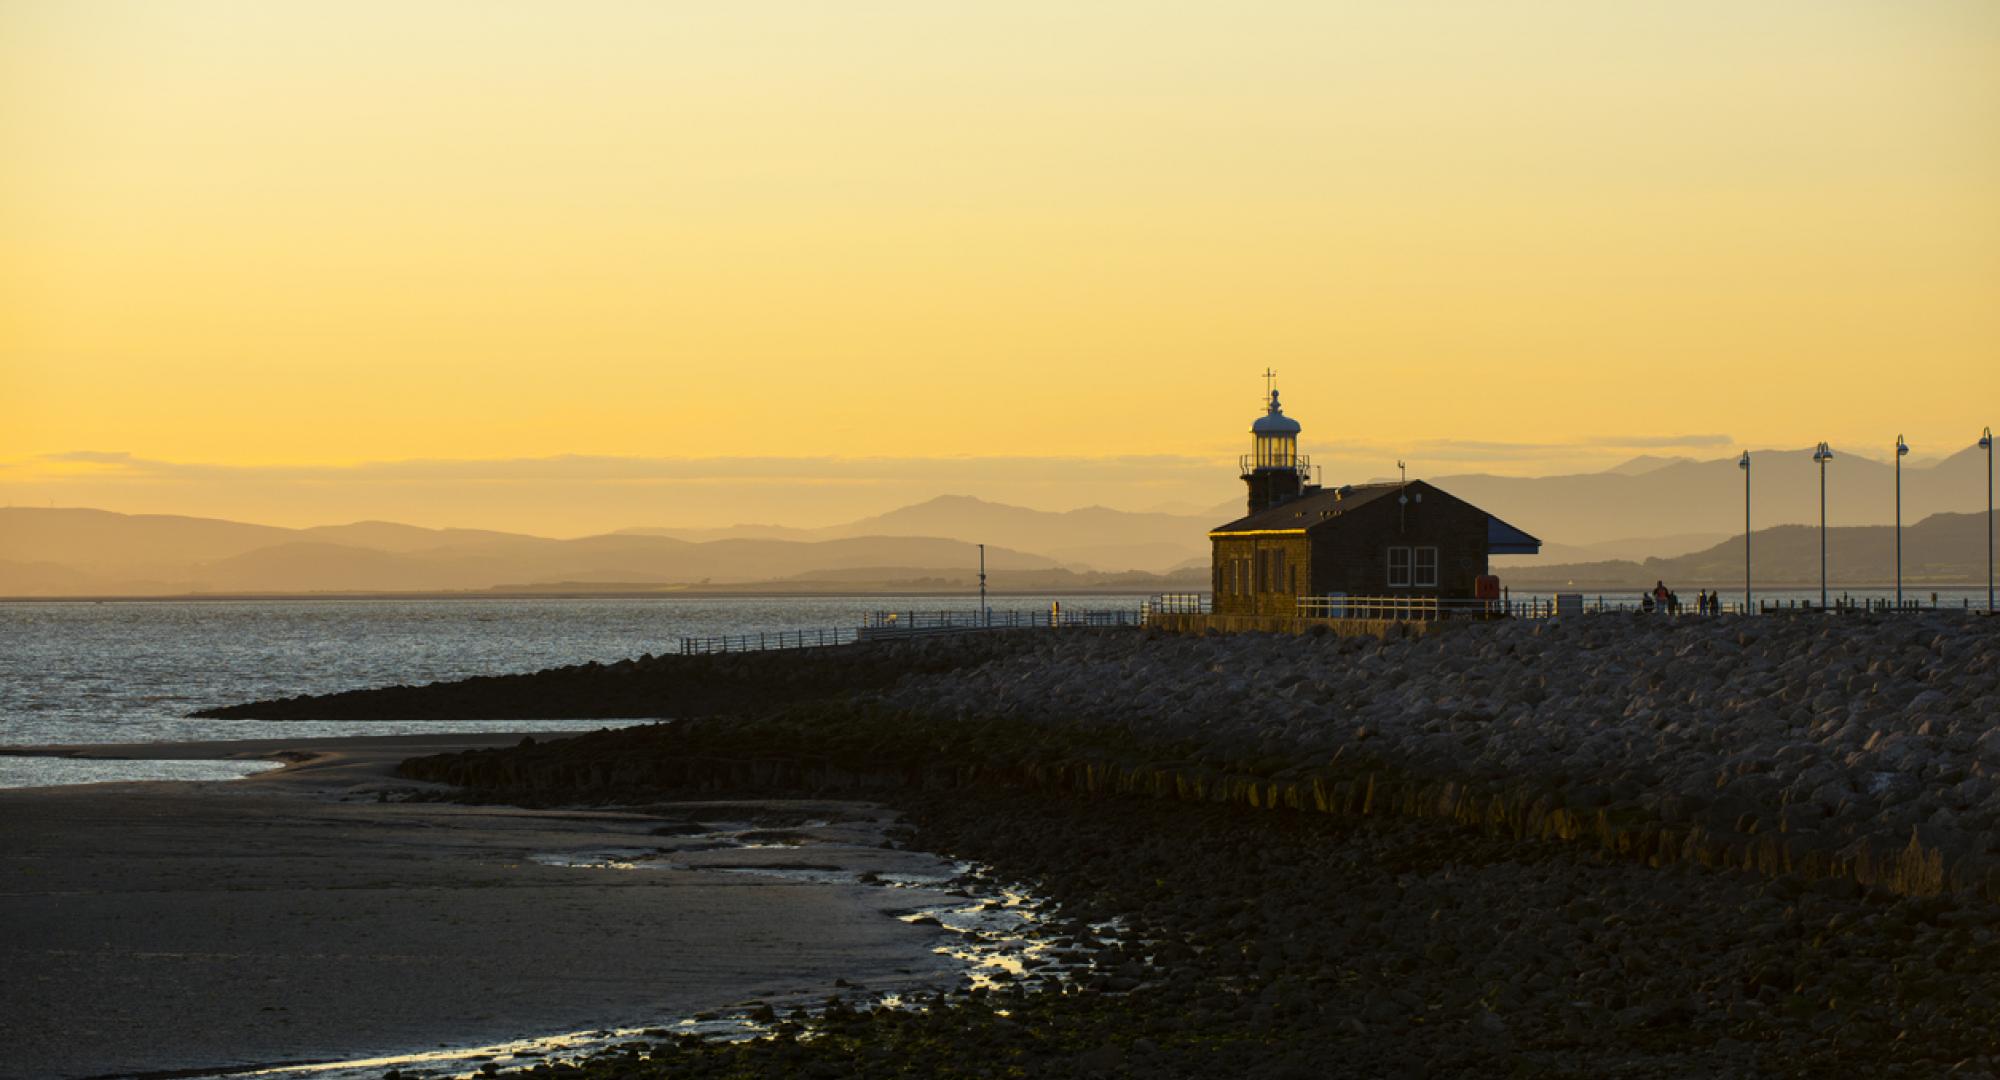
[1241,468,1304,516]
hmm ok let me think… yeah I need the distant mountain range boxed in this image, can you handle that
[1502,510,1999,590]
[619,494,1228,573]
[3,445,1990,596]
[1437,444,1990,547]
[0,507,1201,597]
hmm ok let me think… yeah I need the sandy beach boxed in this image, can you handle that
[0,735,965,1080]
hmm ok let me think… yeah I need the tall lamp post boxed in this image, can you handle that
[1738,451,1751,614]
[978,543,988,626]
[1895,435,1908,609]
[1982,426,1993,614]
[1813,442,1833,609]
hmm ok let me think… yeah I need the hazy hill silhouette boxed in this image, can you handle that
[5,444,1991,595]
[0,509,1073,596]
[622,494,1218,572]
[1504,510,1998,589]
[1431,445,1989,547]
[613,448,1991,572]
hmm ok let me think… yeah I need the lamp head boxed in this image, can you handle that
[1813,442,1832,462]
[1738,451,1749,470]
[1982,427,1993,450]
[1896,435,1908,457]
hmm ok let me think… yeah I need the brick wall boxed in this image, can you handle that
[1210,534,1314,616]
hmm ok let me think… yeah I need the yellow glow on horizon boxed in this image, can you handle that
[4,2,1997,511]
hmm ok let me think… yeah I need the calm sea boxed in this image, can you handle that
[3,589,1985,788]
[0,596,1143,788]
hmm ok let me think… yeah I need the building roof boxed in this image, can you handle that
[1487,516,1542,555]
[1210,479,1543,556]
[1210,482,1404,534]
[1250,390,1302,436]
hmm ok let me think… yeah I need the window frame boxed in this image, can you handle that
[1413,546,1439,588]
[1386,545,1412,588]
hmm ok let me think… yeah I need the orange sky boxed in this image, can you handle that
[3,2,1996,530]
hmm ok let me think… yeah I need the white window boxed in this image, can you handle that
[1387,546,1411,588]
[1414,547,1439,588]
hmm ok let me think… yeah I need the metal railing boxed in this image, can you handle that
[1758,595,1972,615]
[1238,453,1312,480]
[862,607,1142,633]
[1142,592,1211,617]
[679,627,860,655]
[1295,595,1440,621]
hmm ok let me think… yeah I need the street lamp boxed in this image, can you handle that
[1813,442,1833,609]
[1738,451,1751,614]
[1982,426,1993,614]
[1895,435,1909,609]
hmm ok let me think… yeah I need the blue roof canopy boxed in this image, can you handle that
[1487,516,1541,555]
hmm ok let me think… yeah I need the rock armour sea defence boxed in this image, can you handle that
[192,634,1045,722]
[878,615,2000,898]
[397,614,2000,901]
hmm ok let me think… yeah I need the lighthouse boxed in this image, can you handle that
[1240,385,1312,516]
[1209,378,1541,617]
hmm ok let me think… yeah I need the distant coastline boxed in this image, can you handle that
[0,585,1182,603]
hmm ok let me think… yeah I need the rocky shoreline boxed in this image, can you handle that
[409,764,2000,1078]
[364,614,2000,1075]
[396,614,2000,902]
[192,634,1041,722]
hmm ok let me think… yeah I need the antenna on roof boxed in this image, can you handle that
[1397,460,1409,532]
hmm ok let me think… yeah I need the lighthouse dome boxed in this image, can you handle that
[1251,390,1301,435]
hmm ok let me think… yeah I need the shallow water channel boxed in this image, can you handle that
[183,812,1120,1080]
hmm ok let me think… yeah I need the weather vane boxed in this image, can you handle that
[1261,367,1278,399]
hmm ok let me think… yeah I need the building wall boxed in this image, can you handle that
[1308,486,1489,598]
[1210,533,1313,616]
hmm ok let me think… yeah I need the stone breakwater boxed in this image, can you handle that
[381,619,2000,1076]
[398,615,2000,900]
[191,634,1042,722]
[870,615,2000,898]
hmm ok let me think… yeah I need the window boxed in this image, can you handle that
[1386,546,1412,588]
[1414,547,1439,588]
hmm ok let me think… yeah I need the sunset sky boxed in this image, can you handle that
[4,2,1996,532]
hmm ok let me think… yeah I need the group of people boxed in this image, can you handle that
[1642,580,1726,615]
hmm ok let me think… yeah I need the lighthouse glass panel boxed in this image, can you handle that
[1255,434,1297,469]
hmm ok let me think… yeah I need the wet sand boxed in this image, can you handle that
[0,735,961,1079]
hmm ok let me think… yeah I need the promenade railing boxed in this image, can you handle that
[1295,595,1441,621]
[1291,594,1737,620]
[679,627,860,655]
[861,607,1142,633]
[1758,595,1975,615]
[1142,592,1211,617]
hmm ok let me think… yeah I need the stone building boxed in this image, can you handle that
[1209,389,1540,617]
